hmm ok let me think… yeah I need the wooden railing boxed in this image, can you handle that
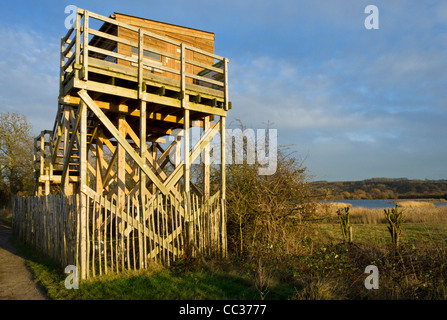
[60,8,229,106]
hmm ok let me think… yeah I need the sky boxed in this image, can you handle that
[0,0,446,181]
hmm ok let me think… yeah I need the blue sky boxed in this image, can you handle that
[0,0,446,181]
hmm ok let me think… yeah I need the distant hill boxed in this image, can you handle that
[310,178,447,200]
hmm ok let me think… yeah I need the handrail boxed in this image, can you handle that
[60,8,228,98]
[62,24,75,43]
[63,38,76,56]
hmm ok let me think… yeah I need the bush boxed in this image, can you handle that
[384,204,404,248]
[225,147,316,260]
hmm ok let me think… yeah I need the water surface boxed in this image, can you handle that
[332,199,447,209]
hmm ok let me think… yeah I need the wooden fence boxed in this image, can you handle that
[12,194,79,268]
[12,188,226,278]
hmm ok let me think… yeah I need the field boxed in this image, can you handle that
[4,202,447,300]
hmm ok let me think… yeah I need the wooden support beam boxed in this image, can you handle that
[79,99,88,280]
[184,107,191,222]
[165,120,220,192]
[61,102,83,192]
[223,58,229,111]
[181,42,192,225]
[123,121,185,202]
[138,29,144,99]
[63,106,73,195]
[96,127,104,194]
[82,10,89,80]
[72,78,227,117]
[117,114,126,212]
[78,89,170,195]
[139,99,146,268]
[75,12,81,79]
[51,107,64,165]
[220,116,226,200]
[60,95,187,124]
[220,115,227,257]
[101,148,117,187]
[203,116,210,202]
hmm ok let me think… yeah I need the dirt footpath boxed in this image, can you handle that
[0,225,47,300]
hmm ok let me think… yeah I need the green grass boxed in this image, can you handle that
[316,221,447,246]
[13,237,296,300]
[65,269,259,300]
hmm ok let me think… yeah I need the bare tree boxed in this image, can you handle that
[0,112,34,206]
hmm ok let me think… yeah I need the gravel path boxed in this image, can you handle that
[0,225,47,300]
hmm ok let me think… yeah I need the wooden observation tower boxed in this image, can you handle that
[32,8,230,278]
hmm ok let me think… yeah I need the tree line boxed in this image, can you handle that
[311,178,447,200]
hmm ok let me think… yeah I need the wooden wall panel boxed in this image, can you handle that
[114,13,214,82]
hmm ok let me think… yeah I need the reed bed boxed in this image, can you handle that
[317,201,447,224]
[349,206,447,224]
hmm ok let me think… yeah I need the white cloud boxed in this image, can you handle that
[0,26,59,135]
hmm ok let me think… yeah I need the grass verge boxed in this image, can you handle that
[12,238,296,300]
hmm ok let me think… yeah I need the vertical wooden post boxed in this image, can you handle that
[117,115,126,213]
[95,127,103,195]
[138,29,144,99]
[139,100,146,268]
[184,108,192,256]
[149,143,156,195]
[79,100,88,280]
[39,131,50,195]
[138,28,147,268]
[59,37,65,97]
[95,126,103,253]
[221,57,229,257]
[63,106,73,195]
[181,43,193,257]
[75,11,81,80]
[184,109,190,198]
[223,58,229,111]
[203,116,210,203]
[220,115,227,258]
[181,42,189,197]
[82,10,89,81]
[221,56,229,257]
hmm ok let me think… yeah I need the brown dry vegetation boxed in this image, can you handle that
[227,188,447,299]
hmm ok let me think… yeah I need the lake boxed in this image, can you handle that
[331,199,447,209]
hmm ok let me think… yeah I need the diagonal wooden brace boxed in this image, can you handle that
[78,89,170,195]
[61,101,83,190]
[165,120,221,190]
